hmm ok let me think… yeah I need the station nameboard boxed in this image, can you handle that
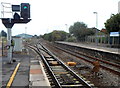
[110,32,120,36]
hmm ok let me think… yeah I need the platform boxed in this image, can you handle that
[29,58,50,87]
[2,53,30,87]
[57,42,119,55]
[1,48,51,87]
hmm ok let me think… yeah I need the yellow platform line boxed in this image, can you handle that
[6,63,20,88]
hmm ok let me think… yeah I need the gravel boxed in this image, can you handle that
[43,42,120,87]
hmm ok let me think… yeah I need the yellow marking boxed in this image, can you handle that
[6,63,20,88]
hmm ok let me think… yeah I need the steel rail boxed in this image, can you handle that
[53,45,120,76]
[39,43,92,88]
[28,45,61,88]
[55,43,120,69]
[28,44,92,88]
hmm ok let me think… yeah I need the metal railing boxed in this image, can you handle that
[0,2,13,18]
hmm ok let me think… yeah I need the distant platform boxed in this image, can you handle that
[56,42,119,55]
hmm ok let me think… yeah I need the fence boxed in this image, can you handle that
[0,37,7,56]
[85,35,120,47]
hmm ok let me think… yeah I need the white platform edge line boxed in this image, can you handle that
[39,61,51,86]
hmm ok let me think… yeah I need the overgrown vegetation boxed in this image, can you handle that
[42,30,68,41]
[105,13,120,33]
[69,22,95,41]
[42,14,120,42]
[42,22,95,42]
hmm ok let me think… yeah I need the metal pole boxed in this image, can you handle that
[96,13,98,45]
[2,36,3,56]
[93,12,98,45]
[7,28,12,63]
[65,24,68,39]
[25,27,27,38]
[65,24,68,32]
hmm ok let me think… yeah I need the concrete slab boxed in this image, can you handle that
[2,75,11,81]
[2,53,31,87]
[30,74,45,81]
[30,65,41,69]
[32,80,51,87]
[12,75,29,86]
[29,60,51,87]
[31,60,38,63]
[31,61,39,65]
[39,61,51,86]
[30,69,43,74]
[30,58,34,60]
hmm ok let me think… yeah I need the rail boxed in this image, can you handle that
[28,43,92,88]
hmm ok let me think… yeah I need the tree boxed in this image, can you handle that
[105,13,120,33]
[42,30,68,41]
[69,22,95,41]
[1,30,7,37]
[42,33,52,41]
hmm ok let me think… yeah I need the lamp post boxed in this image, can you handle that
[65,24,68,33]
[93,12,98,45]
[65,24,68,40]
[25,27,27,38]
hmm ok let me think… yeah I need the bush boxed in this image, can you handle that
[66,36,77,42]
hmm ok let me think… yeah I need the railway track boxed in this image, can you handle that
[55,44,120,66]
[28,43,93,88]
[48,42,120,76]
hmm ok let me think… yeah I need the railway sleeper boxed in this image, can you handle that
[46,58,55,61]
[52,69,67,72]
[61,84,83,88]
[49,61,61,66]
[45,56,53,58]
[36,43,93,88]
[51,66,64,69]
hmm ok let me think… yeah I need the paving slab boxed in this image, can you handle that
[30,74,45,81]
[32,80,51,87]
[30,65,41,69]
[12,75,29,86]
[30,69,43,74]
[29,60,50,87]
[31,60,38,63]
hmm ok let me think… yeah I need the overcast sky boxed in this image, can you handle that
[0,0,119,36]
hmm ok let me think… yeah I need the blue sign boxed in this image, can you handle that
[110,32,120,36]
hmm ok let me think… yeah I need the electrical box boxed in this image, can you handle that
[13,37,23,52]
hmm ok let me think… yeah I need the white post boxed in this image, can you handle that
[7,28,12,63]
[93,12,98,45]
[65,24,68,33]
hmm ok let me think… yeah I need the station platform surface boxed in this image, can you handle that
[1,48,51,87]
[29,58,50,87]
[57,42,120,55]
[2,53,30,87]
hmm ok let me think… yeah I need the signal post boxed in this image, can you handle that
[1,3,31,63]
